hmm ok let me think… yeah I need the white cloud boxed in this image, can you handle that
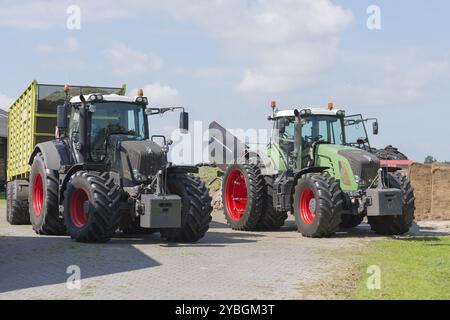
[35,36,80,53]
[0,94,14,110]
[153,0,353,93]
[2,1,352,93]
[330,49,450,107]
[105,43,163,76]
[130,83,179,106]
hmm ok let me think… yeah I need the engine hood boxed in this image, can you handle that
[315,144,380,191]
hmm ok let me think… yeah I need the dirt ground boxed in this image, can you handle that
[0,201,449,300]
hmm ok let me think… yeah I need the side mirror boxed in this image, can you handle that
[372,121,379,135]
[57,104,68,129]
[180,112,189,134]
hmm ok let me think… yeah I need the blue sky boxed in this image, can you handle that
[0,0,449,162]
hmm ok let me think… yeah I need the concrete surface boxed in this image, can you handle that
[0,202,449,300]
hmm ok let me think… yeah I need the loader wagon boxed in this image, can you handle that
[6,81,125,224]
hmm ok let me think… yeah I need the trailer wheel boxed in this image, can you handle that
[256,176,288,231]
[160,174,212,242]
[222,164,265,231]
[368,172,415,235]
[29,153,65,235]
[293,173,343,238]
[63,171,121,243]
[340,214,364,229]
[6,181,30,225]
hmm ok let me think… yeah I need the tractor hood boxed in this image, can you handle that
[315,144,380,191]
[106,135,166,185]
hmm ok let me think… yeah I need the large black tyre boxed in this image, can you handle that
[293,173,343,238]
[373,145,408,161]
[6,181,30,225]
[368,172,415,235]
[63,171,121,243]
[256,176,288,231]
[222,164,265,231]
[28,153,66,235]
[160,174,212,242]
[340,214,364,229]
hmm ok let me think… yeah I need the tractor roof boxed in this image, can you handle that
[70,93,139,104]
[274,107,344,118]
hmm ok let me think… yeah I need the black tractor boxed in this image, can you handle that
[20,86,212,243]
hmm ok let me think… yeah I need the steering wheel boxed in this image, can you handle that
[304,135,323,143]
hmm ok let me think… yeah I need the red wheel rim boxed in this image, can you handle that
[300,188,316,225]
[70,188,89,228]
[33,174,44,216]
[225,168,248,221]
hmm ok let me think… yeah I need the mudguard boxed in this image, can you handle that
[28,140,73,171]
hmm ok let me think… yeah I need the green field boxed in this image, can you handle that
[353,236,450,300]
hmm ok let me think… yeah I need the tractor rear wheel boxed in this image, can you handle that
[7,180,30,225]
[29,153,66,235]
[256,176,288,231]
[293,173,343,238]
[160,174,212,242]
[222,164,265,231]
[368,172,415,235]
[63,171,121,243]
[340,214,364,229]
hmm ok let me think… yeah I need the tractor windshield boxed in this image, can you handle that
[90,102,147,161]
[343,114,371,151]
[300,115,345,147]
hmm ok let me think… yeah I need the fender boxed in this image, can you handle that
[167,165,199,175]
[28,140,73,171]
[293,166,329,181]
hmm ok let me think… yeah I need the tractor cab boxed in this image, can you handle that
[270,105,347,171]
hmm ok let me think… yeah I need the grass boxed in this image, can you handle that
[197,166,223,191]
[0,191,5,203]
[353,236,450,300]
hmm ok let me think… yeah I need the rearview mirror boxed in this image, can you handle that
[57,104,68,129]
[372,121,379,135]
[180,112,189,133]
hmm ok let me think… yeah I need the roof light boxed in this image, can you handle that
[271,100,277,110]
[299,109,312,117]
[336,110,345,117]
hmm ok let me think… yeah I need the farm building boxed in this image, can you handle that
[0,109,7,190]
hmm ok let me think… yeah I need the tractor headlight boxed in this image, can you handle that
[133,169,147,182]
[299,109,312,117]
[89,94,104,102]
[336,110,345,117]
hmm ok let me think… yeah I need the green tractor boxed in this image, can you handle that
[209,103,415,237]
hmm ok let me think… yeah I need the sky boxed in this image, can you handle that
[0,0,449,162]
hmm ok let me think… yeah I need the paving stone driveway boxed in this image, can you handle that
[0,202,448,300]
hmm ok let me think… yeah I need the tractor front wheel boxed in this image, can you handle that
[293,173,343,238]
[222,164,265,231]
[63,171,121,243]
[160,174,212,242]
[368,172,415,235]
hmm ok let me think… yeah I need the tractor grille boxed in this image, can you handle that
[338,149,380,186]
[121,141,165,177]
